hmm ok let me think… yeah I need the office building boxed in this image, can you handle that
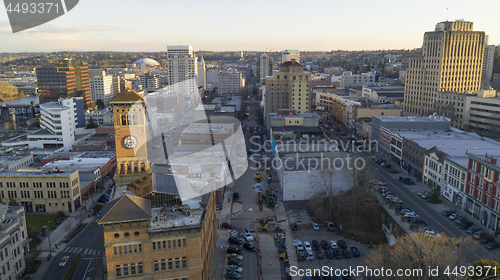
[338,71,375,88]
[218,70,244,94]
[433,91,469,129]
[167,46,198,94]
[140,73,160,91]
[0,204,28,279]
[85,108,113,126]
[404,20,485,116]
[265,61,312,114]
[36,58,94,109]
[481,44,495,89]
[89,70,115,106]
[282,50,300,63]
[257,53,272,83]
[464,89,500,134]
[197,56,206,91]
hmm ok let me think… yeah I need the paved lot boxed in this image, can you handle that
[289,224,369,279]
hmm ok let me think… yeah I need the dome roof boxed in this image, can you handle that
[134,58,160,66]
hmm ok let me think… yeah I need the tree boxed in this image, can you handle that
[86,116,99,129]
[8,197,19,206]
[469,259,500,280]
[366,233,474,280]
[95,99,105,110]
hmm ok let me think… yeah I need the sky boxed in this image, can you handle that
[0,0,499,52]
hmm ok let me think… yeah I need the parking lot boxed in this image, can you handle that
[289,223,370,279]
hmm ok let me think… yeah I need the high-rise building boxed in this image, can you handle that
[404,20,485,116]
[197,56,206,91]
[265,61,312,113]
[282,50,300,63]
[140,73,160,91]
[89,69,114,106]
[257,53,272,83]
[167,46,198,94]
[218,70,244,94]
[36,58,94,110]
[112,76,121,97]
[481,43,495,89]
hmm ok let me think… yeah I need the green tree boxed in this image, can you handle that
[8,197,19,206]
[469,259,500,280]
[95,99,105,110]
[86,116,99,129]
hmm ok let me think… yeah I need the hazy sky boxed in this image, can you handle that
[0,0,499,52]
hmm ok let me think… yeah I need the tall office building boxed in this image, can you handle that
[167,46,198,94]
[218,69,244,94]
[282,50,300,63]
[112,76,121,98]
[36,58,94,110]
[257,53,272,84]
[197,56,206,91]
[140,73,160,91]
[481,43,495,89]
[404,20,485,116]
[89,69,115,106]
[265,61,312,113]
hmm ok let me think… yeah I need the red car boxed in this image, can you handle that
[222,223,234,229]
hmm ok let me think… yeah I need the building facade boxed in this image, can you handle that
[404,20,485,116]
[481,44,495,89]
[0,205,28,280]
[140,73,160,91]
[167,46,198,95]
[257,54,272,83]
[89,70,115,106]
[282,50,300,63]
[218,70,244,95]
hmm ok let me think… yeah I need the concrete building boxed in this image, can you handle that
[282,50,300,63]
[404,20,485,116]
[218,70,244,94]
[206,69,218,90]
[265,61,312,114]
[0,155,33,171]
[268,110,319,128]
[98,193,216,280]
[362,85,405,104]
[338,71,375,88]
[314,90,337,111]
[0,204,28,279]
[481,44,495,89]
[73,97,86,128]
[85,108,114,126]
[28,98,76,151]
[197,56,206,91]
[432,91,469,129]
[464,89,500,135]
[0,168,82,213]
[112,76,121,98]
[89,69,115,106]
[167,46,198,94]
[140,73,160,91]
[72,140,108,152]
[257,53,272,83]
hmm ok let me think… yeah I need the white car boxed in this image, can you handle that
[295,240,304,251]
[329,240,337,249]
[303,241,312,252]
[242,229,253,241]
[59,256,69,267]
[404,212,417,219]
[307,251,315,260]
[312,223,319,230]
[227,264,243,273]
[449,214,458,220]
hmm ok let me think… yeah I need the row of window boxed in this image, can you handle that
[116,263,142,277]
[152,238,186,251]
[113,244,142,255]
[153,257,187,272]
[1,182,71,189]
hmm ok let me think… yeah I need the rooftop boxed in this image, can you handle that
[375,115,450,123]
[149,206,203,230]
[0,168,75,176]
[183,123,234,135]
[40,102,71,112]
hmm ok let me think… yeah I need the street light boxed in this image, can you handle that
[47,221,52,260]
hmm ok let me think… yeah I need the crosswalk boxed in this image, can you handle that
[62,246,103,256]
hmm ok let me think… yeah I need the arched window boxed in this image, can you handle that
[138,263,143,274]
[130,264,136,275]
[161,259,166,271]
[175,258,180,269]
[123,264,129,276]
[121,114,127,125]
[115,265,121,277]
[153,260,159,272]
[168,259,173,270]
[182,257,187,268]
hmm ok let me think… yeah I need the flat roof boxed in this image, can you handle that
[74,140,106,146]
[80,151,116,159]
[183,123,234,135]
[269,113,318,119]
[0,169,75,176]
[271,127,323,133]
[376,115,450,123]
[40,102,71,112]
[149,206,203,230]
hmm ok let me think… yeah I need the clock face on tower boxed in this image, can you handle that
[122,135,138,149]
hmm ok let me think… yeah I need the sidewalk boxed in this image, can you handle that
[30,180,112,280]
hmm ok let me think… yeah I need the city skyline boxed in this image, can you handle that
[0,0,500,52]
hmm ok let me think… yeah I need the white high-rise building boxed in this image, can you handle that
[218,70,244,94]
[258,53,272,83]
[140,73,160,90]
[89,70,114,106]
[167,45,198,94]
[197,56,206,91]
[282,50,300,63]
[481,43,495,89]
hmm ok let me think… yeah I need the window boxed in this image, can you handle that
[114,247,117,255]
[168,259,173,270]
[175,258,180,269]
[178,239,181,247]
[115,266,121,277]
[130,264,136,275]
[138,244,142,252]
[138,263,143,274]
[168,240,171,249]
[154,261,159,272]
[161,259,166,271]
[182,257,187,268]
[152,242,156,251]
[123,264,129,276]
[163,241,166,250]
[183,239,186,247]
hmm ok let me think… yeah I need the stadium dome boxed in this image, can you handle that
[134,58,160,67]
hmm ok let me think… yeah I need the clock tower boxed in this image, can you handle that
[110,89,151,185]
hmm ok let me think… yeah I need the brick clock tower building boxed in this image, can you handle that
[110,89,151,187]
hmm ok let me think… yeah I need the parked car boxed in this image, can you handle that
[448,214,459,220]
[307,251,315,260]
[481,234,494,243]
[227,253,243,261]
[295,240,304,251]
[312,240,320,250]
[243,242,256,252]
[228,237,243,245]
[342,249,351,258]
[227,265,242,273]
[325,221,336,231]
[226,271,242,279]
[242,229,253,241]
[291,223,298,231]
[303,241,312,252]
[404,212,417,219]
[473,231,486,240]
[226,247,242,254]
[466,226,481,234]
[442,210,455,217]
[421,193,431,199]
[413,218,428,225]
[350,247,360,257]
[228,259,242,266]
[312,223,320,230]
[315,250,324,259]
[222,223,234,229]
[486,241,500,250]
[59,256,69,267]
[324,249,334,259]
[329,240,337,249]
[337,240,347,249]
[456,220,471,229]
[333,249,343,259]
